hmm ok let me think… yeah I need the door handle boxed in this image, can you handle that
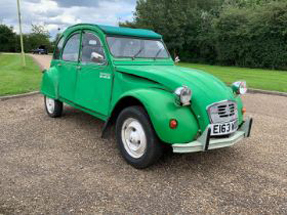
[77,66,81,70]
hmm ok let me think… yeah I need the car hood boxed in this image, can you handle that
[116,65,236,128]
[116,65,234,101]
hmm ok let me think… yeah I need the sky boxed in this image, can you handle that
[0,0,137,39]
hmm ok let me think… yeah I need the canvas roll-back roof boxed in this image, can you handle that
[98,25,162,39]
[67,23,162,39]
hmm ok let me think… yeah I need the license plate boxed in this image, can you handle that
[211,121,238,136]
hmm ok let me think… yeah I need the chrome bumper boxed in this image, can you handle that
[172,118,253,153]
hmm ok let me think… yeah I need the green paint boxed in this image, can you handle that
[67,23,162,39]
[41,24,245,144]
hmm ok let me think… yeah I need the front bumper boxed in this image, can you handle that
[172,118,253,153]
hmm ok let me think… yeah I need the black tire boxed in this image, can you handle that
[44,96,63,118]
[116,106,163,169]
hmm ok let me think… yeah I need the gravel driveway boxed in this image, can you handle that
[0,92,286,214]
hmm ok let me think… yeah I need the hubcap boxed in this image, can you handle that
[46,97,55,114]
[121,118,147,159]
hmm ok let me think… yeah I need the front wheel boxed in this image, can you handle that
[116,106,163,169]
[44,96,63,118]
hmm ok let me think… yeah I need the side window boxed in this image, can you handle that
[53,37,64,59]
[62,33,80,62]
[81,32,106,64]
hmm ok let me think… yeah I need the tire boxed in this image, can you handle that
[44,96,63,118]
[116,106,163,169]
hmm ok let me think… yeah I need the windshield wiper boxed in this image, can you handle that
[154,48,163,60]
[132,47,144,60]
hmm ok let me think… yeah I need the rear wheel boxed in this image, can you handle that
[116,106,162,169]
[44,96,63,118]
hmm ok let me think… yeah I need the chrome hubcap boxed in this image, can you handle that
[46,98,55,114]
[121,118,147,159]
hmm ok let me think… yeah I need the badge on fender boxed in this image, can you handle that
[100,73,111,79]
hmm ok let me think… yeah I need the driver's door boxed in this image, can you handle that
[74,31,113,116]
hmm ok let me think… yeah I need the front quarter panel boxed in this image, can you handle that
[40,66,60,99]
[115,88,200,144]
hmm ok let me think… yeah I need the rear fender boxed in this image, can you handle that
[40,67,60,99]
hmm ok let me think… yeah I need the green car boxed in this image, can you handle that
[41,23,253,168]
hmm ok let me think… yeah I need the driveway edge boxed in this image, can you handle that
[249,88,287,97]
[0,88,286,101]
[0,91,40,101]
[29,54,46,71]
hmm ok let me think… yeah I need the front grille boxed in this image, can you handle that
[207,100,238,123]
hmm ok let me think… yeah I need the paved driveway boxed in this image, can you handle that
[0,92,286,214]
[29,54,52,70]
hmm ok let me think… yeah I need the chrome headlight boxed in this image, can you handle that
[232,81,247,95]
[174,86,192,106]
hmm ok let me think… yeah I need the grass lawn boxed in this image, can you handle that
[0,53,286,96]
[0,53,41,96]
[179,63,287,93]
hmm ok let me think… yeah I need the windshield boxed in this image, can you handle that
[107,36,170,59]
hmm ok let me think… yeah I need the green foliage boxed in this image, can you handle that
[22,24,52,52]
[213,1,287,69]
[223,0,282,8]
[0,24,52,53]
[0,25,17,52]
[122,0,287,70]
[121,0,222,58]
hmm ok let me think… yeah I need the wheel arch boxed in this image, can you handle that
[40,67,60,99]
[103,88,199,144]
[109,96,146,125]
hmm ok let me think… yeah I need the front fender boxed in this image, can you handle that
[117,88,200,144]
[40,67,59,99]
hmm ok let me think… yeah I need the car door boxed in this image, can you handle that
[75,31,113,116]
[59,32,81,102]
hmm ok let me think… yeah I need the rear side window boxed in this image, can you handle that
[53,37,64,59]
[62,34,81,62]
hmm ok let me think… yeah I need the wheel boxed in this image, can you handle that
[44,96,63,118]
[116,106,163,169]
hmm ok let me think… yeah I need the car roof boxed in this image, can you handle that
[66,23,162,39]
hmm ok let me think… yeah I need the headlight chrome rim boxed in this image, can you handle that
[174,86,192,106]
[232,81,247,95]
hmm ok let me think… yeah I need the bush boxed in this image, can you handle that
[0,24,52,53]
[122,0,287,70]
[0,25,17,52]
[213,1,287,69]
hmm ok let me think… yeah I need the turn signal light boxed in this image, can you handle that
[242,107,246,114]
[169,119,178,129]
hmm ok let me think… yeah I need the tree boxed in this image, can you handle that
[120,0,222,58]
[0,23,53,53]
[24,24,51,52]
[213,1,287,69]
[120,0,287,69]
[223,0,285,8]
[0,24,17,52]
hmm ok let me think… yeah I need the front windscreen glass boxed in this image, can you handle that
[107,36,169,59]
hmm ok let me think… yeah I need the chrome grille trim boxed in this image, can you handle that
[207,100,238,123]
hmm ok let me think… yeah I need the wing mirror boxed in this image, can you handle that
[175,56,180,63]
[91,52,105,64]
